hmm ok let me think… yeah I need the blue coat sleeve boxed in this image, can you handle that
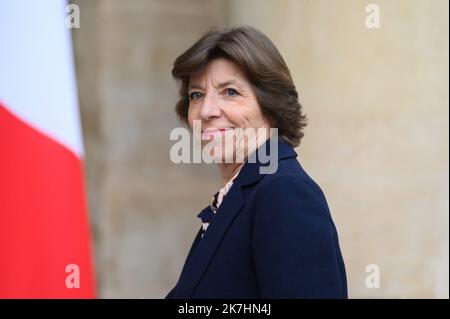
[251,175,345,298]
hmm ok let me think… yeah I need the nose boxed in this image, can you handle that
[199,92,222,121]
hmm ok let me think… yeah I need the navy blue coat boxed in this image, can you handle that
[166,138,347,298]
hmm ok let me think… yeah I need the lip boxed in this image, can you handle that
[201,127,233,139]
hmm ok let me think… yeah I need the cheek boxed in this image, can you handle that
[227,101,265,128]
[247,101,267,126]
[254,107,266,124]
[187,105,197,126]
[221,108,243,128]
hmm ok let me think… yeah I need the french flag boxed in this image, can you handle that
[0,1,96,298]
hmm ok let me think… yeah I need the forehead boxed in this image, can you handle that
[189,58,248,87]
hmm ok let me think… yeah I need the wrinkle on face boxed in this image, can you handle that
[187,58,271,166]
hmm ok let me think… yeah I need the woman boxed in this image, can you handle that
[166,26,347,299]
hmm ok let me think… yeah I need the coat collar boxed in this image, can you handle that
[234,137,297,188]
[175,138,297,298]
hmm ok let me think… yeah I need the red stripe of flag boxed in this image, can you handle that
[0,103,95,298]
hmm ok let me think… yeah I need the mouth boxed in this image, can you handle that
[201,127,234,140]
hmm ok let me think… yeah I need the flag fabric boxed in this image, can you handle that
[0,0,96,298]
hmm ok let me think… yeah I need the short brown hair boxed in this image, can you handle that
[172,26,307,147]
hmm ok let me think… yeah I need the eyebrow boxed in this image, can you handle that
[188,80,242,91]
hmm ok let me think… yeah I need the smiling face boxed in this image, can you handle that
[187,58,270,163]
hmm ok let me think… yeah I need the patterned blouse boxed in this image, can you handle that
[197,170,241,236]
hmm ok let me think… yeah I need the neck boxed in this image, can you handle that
[218,162,243,184]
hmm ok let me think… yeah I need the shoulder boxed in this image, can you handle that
[257,158,330,212]
[248,160,347,298]
[249,159,335,235]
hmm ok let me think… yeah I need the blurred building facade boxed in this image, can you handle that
[72,0,449,298]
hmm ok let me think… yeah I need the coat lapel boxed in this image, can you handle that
[175,184,245,298]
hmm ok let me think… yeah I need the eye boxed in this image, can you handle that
[189,91,203,101]
[224,88,239,97]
